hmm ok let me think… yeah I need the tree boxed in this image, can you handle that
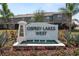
[59,3,79,33]
[0,3,14,41]
[0,3,14,29]
[33,10,45,22]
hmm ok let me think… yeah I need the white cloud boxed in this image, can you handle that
[44,3,53,7]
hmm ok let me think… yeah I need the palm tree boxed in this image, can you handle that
[0,3,14,41]
[59,3,79,33]
[33,10,45,22]
[0,3,14,29]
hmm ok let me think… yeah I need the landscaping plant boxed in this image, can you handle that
[74,48,79,56]
[75,34,79,46]
[65,31,76,47]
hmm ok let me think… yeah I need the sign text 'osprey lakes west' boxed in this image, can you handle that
[27,26,56,35]
[13,21,65,46]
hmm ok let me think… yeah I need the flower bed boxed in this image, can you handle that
[0,30,79,56]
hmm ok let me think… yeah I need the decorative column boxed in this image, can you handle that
[17,21,27,43]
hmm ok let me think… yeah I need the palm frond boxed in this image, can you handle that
[59,3,79,16]
[2,3,8,14]
[0,3,14,19]
[33,10,44,22]
[6,12,14,18]
[59,8,68,13]
[0,9,5,18]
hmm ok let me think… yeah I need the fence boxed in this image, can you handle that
[0,24,19,30]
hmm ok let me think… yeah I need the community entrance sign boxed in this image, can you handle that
[13,21,65,46]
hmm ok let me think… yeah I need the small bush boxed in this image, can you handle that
[75,34,79,46]
[65,32,76,47]
[74,49,79,56]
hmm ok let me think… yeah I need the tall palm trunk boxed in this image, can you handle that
[5,18,8,40]
[69,14,72,39]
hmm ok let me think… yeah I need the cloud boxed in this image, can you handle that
[44,3,53,7]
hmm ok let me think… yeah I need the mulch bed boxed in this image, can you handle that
[13,46,65,50]
[0,46,79,56]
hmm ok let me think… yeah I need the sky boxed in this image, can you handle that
[7,3,65,15]
[0,3,79,20]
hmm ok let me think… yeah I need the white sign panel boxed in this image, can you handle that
[25,22,58,40]
[13,21,65,46]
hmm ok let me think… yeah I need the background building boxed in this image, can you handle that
[0,12,70,30]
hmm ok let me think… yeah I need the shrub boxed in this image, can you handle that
[65,31,79,47]
[0,33,6,47]
[65,32,76,47]
[74,49,79,56]
[58,30,67,43]
[75,34,79,46]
